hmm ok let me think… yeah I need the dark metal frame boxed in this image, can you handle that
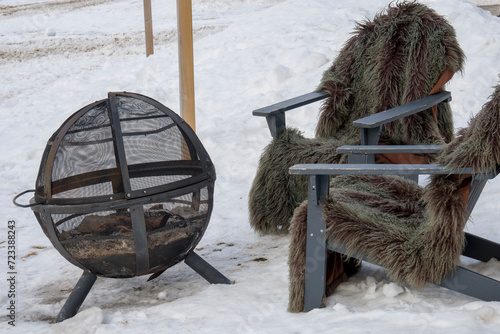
[14,92,231,322]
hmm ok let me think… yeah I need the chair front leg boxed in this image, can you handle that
[304,174,329,311]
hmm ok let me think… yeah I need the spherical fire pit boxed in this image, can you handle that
[14,92,230,321]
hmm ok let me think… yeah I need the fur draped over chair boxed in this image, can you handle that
[288,83,500,312]
[248,2,465,235]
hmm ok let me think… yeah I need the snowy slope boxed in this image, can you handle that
[1,0,500,333]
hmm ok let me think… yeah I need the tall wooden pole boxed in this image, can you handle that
[143,0,154,57]
[176,0,196,131]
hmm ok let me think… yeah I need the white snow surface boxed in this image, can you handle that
[1,0,500,333]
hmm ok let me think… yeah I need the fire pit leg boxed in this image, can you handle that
[56,271,97,322]
[184,252,232,284]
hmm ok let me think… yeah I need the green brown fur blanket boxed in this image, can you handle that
[288,83,500,312]
[249,2,464,234]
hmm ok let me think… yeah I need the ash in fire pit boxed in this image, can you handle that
[14,92,231,322]
[57,203,207,278]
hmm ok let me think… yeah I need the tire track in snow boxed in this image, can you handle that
[1,0,123,17]
[0,26,224,61]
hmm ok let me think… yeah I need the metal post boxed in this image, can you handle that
[56,271,97,322]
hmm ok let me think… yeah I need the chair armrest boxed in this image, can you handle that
[291,163,498,226]
[337,145,444,155]
[252,91,330,138]
[252,91,330,117]
[353,91,451,129]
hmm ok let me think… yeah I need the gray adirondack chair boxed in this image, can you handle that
[254,88,500,311]
[250,2,500,312]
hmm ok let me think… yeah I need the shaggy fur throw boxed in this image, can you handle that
[248,129,349,234]
[439,84,500,173]
[315,2,464,144]
[287,82,500,312]
[249,1,465,234]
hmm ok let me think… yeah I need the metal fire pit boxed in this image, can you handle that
[14,92,230,322]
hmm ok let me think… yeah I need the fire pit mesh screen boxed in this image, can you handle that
[38,95,198,201]
[30,92,216,278]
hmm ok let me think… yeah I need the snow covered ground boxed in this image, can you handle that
[1,0,500,332]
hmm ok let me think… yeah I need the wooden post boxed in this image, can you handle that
[143,0,154,57]
[176,0,196,131]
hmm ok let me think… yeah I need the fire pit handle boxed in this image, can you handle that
[12,189,40,208]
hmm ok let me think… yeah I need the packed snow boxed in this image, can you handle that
[1,0,500,333]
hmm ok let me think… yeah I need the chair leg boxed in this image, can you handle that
[463,232,500,262]
[330,239,500,303]
[440,265,500,301]
[303,175,329,311]
[466,178,488,214]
